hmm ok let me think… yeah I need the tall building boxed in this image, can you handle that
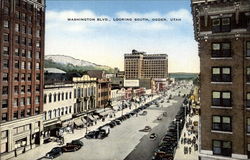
[0,0,45,159]
[191,0,250,159]
[124,49,168,79]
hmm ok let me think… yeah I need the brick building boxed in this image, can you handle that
[0,0,45,159]
[191,0,250,159]
[124,49,168,79]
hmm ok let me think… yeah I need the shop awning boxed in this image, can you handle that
[74,118,83,126]
[88,115,96,121]
[99,110,114,117]
[93,115,99,119]
[81,118,87,124]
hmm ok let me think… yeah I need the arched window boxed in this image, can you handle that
[62,92,64,100]
[69,92,72,99]
[44,112,47,120]
[61,107,64,115]
[53,109,57,117]
[49,93,52,103]
[48,110,52,119]
[44,94,47,103]
[53,93,57,102]
[69,106,72,113]
[58,92,61,101]
[65,107,68,114]
[66,92,68,100]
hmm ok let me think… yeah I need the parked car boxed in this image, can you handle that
[139,111,147,116]
[114,120,121,125]
[62,143,81,152]
[97,129,109,139]
[85,131,98,139]
[46,147,63,159]
[70,140,84,147]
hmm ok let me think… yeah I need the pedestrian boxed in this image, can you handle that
[189,147,192,154]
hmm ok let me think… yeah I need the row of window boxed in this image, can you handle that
[44,106,73,120]
[2,60,40,70]
[1,107,40,122]
[3,22,41,37]
[74,87,96,98]
[44,92,72,104]
[211,42,250,57]
[2,47,41,59]
[2,85,40,97]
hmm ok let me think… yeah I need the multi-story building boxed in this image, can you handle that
[85,70,111,109]
[73,75,97,113]
[43,83,74,140]
[191,0,250,159]
[124,49,168,79]
[0,0,45,159]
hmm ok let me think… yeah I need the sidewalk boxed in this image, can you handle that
[10,95,161,160]
[174,113,199,160]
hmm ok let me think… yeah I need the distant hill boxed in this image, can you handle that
[169,72,199,80]
[45,55,115,74]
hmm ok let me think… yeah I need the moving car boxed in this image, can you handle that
[139,126,152,132]
[46,147,63,159]
[149,133,158,140]
[85,131,98,139]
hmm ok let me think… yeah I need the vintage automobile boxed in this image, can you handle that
[46,147,63,159]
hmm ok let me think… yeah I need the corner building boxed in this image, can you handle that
[0,0,45,159]
[191,0,250,159]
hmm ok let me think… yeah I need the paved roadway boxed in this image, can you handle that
[55,86,191,160]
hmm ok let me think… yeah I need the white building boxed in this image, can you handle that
[43,83,75,139]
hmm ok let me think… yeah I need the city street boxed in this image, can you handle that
[53,86,192,160]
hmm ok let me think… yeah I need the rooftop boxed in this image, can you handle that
[45,68,66,74]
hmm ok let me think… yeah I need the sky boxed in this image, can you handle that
[45,0,199,73]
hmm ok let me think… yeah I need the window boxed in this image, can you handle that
[74,89,76,98]
[13,112,18,120]
[69,92,72,99]
[3,21,9,28]
[21,62,25,69]
[61,108,64,115]
[15,61,19,69]
[62,92,64,100]
[2,86,8,95]
[36,52,40,59]
[27,62,31,70]
[14,86,19,94]
[3,60,9,68]
[36,30,40,37]
[247,118,250,133]
[3,34,9,42]
[21,74,25,81]
[2,100,8,108]
[21,110,25,118]
[26,97,31,105]
[36,73,40,81]
[21,25,26,34]
[49,94,52,103]
[36,41,40,48]
[35,96,40,104]
[15,11,20,19]
[20,98,25,106]
[65,107,68,114]
[21,13,26,21]
[212,91,231,107]
[27,16,32,23]
[247,67,250,82]
[54,94,57,102]
[212,17,231,33]
[27,39,32,46]
[36,85,40,92]
[212,67,231,82]
[36,63,40,69]
[66,92,68,100]
[2,113,7,122]
[35,107,39,115]
[22,87,30,98]
[58,93,61,101]
[3,73,8,81]
[4,7,9,15]
[212,116,231,131]
[27,50,32,58]
[21,49,26,57]
[44,94,47,103]
[14,74,19,81]
[213,140,232,157]
[27,27,32,34]
[27,74,31,81]
[27,109,31,116]
[15,24,20,32]
[3,46,9,55]
[247,42,250,57]
[21,37,26,45]
[15,48,20,56]
[21,86,25,94]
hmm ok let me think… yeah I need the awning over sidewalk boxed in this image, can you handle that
[74,118,84,127]
[81,117,87,124]
[99,110,114,117]
[88,115,95,121]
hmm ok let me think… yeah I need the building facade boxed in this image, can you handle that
[0,0,45,159]
[124,49,168,79]
[43,83,74,140]
[191,0,250,159]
